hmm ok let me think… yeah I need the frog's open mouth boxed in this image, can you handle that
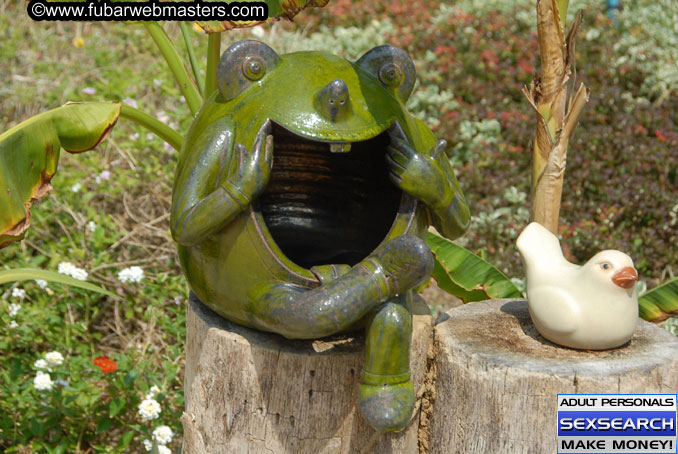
[254,122,405,269]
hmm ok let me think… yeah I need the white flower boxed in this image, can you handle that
[585,28,601,41]
[34,359,50,370]
[138,398,161,421]
[250,26,266,38]
[54,378,70,388]
[71,182,82,192]
[9,320,18,328]
[81,87,97,95]
[130,132,140,141]
[146,385,160,399]
[8,303,21,317]
[35,279,48,289]
[87,221,97,233]
[45,351,64,367]
[100,170,111,180]
[117,266,144,284]
[57,262,88,281]
[33,371,53,391]
[153,79,162,87]
[123,97,138,109]
[156,112,170,124]
[11,288,26,299]
[153,425,174,445]
[145,133,154,141]
[144,442,170,454]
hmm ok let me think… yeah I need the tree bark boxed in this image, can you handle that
[182,292,433,454]
[428,299,678,454]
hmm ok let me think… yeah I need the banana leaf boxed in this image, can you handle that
[0,102,121,248]
[426,232,522,303]
[0,268,115,297]
[196,0,329,33]
[639,277,678,323]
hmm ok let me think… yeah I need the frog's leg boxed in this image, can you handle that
[359,293,415,432]
[248,235,433,340]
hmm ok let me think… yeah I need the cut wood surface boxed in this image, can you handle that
[429,299,678,454]
[182,293,433,454]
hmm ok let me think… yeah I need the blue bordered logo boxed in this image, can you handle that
[557,394,677,453]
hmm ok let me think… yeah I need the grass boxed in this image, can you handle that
[0,0,676,451]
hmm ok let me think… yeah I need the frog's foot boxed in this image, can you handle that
[359,295,415,432]
[367,234,433,299]
[359,378,415,432]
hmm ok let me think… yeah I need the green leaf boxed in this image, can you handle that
[97,418,114,433]
[123,370,138,388]
[426,232,522,303]
[0,268,116,297]
[109,398,126,418]
[196,0,329,33]
[639,277,678,323]
[118,430,135,449]
[557,0,569,27]
[30,418,45,437]
[0,102,121,248]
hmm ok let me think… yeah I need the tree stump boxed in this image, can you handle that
[182,293,433,454]
[428,299,678,454]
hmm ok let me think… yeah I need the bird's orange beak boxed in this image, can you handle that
[612,266,638,289]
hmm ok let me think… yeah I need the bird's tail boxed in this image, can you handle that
[516,222,566,268]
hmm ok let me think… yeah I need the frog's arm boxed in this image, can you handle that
[427,148,471,240]
[170,118,272,246]
[386,120,470,240]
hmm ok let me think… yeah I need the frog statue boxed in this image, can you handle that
[170,40,470,432]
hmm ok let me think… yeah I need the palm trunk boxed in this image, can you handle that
[523,0,589,234]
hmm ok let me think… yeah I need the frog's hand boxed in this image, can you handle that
[170,120,273,246]
[386,122,470,240]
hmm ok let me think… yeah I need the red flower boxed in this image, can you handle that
[94,355,118,374]
[518,59,533,74]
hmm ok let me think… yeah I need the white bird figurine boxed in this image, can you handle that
[516,222,639,350]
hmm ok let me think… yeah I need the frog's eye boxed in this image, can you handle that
[379,63,403,87]
[217,40,280,101]
[356,45,416,101]
[242,56,265,81]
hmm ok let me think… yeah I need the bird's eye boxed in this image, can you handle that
[242,56,265,81]
[601,263,611,270]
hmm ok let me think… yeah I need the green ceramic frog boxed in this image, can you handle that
[170,40,470,432]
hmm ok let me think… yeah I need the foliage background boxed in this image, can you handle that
[0,0,676,451]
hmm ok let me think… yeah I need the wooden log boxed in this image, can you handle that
[428,299,678,454]
[182,293,433,454]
